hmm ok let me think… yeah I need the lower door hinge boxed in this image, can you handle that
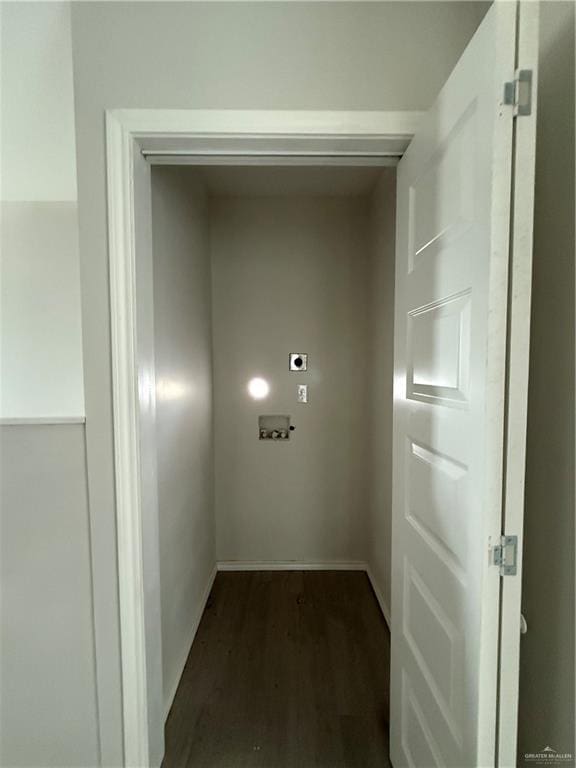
[504,69,533,116]
[492,535,518,576]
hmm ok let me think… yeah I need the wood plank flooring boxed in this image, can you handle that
[162,571,391,768]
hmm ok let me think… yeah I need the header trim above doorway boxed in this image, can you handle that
[118,108,423,164]
[111,107,422,139]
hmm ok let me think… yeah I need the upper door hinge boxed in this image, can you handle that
[492,535,518,576]
[504,69,533,116]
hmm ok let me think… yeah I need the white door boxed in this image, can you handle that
[390,2,538,767]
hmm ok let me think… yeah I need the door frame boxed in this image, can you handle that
[105,108,422,766]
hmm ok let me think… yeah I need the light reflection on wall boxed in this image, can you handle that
[247,377,270,400]
[156,377,190,402]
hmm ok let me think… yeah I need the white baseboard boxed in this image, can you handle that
[366,565,391,631]
[163,564,217,722]
[216,560,368,572]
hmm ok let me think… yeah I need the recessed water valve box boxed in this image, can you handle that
[259,415,293,441]
[289,353,308,371]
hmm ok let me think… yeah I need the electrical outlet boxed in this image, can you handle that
[297,384,308,403]
[290,353,308,371]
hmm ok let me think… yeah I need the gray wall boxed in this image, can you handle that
[151,168,216,718]
[0,425,99,767]
[69,3,487,762]
[211,194,371,564]
[518,2,575,762]
[367,170,397,617]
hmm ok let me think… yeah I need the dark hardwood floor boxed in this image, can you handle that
[162,570,391,768]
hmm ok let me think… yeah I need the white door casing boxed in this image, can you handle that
[105,109,423,766]
[390,3,536,766]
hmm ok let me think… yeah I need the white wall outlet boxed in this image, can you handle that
[297,384,308,403]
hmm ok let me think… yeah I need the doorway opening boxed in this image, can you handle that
[106,108,417,768]
[149,162,397,767]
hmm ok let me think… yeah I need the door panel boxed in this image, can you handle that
[391,4,518,766]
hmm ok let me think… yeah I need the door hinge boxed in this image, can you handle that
[503,69,533,116]
[492,535,518,576]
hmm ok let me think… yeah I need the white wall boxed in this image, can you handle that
[151,168,216,718]
[0,1,84,419]
[0,2,77,202]
[211,194,371,564]
[517,2,575,762]
[366,170,397,618]
[1,203,85,418]
[0,425,99,767]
